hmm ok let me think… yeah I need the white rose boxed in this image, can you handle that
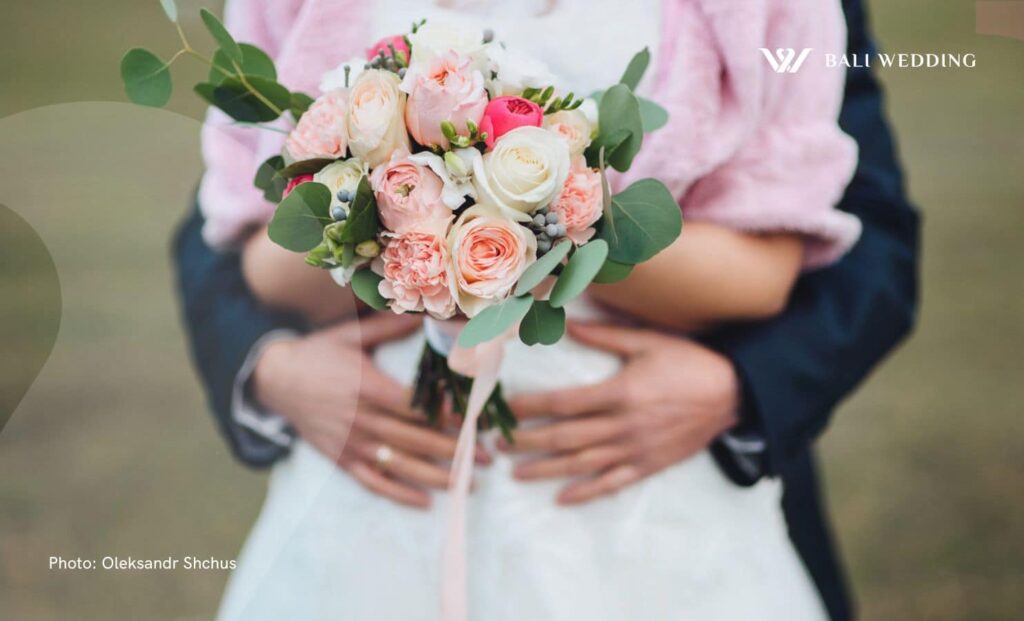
[314,159,365,210]
[485,44,557,97]
[408,22,487,68]
[319,56,367,93]
[346,70,410,168]
[543,109,594,157]
[472,126,571,221]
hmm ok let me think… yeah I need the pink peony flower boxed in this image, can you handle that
[447,205,537,317]
[401,52,488,149]
[377,225,456,318]
[549,158,604,244]
[366,35,411,63]
[479,96,543,149]
[282,174,314,198]
[370,151,451,233]
[285,90,349,161]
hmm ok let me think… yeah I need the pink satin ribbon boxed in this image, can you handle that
[427,319,510,621]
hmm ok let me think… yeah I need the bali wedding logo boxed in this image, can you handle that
[760,48,813,73]
[760,47,978,72]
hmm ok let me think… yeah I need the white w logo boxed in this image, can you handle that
[759,48,813,73]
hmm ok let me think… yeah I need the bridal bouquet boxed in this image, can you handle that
[121,3,681,440]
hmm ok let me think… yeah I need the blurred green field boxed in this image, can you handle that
[1,1,1022,620]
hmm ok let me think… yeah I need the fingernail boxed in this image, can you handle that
[475,448,492,465]
[496,438,510,452]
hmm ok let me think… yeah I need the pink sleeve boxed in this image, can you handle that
[196,0,304,248]
[684,0,861,269]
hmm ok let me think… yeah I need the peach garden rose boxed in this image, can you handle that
[447,205,537,317]
[285,89,349,161]
[401,51,488,149]
[370,151,451,232]
[549,158,604,244]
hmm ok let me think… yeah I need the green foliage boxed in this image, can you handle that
[519,299,566,346]
[458,295,534,348]
[194,76,290,122]
[253,155,287,202]
[587,84,643,172]
[619,47,650,91]
[351,270,388,310]
[267,182,332,252]
[590,90,669,133]
[514,239,571,296]
[277,158,335,179]
[121,48,172,107]
[592,259,634,284]
[209,44,276,85]
[338,177,378,244]
[549,240,609,308]
[600,179,682,264]
[200,8,242,64]
[290,92,316,122]
[159,0,178,22]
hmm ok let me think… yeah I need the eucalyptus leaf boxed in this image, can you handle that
[290,92,316,122]
[200,8,243,64]
[600,179,682,264]
[267,182,332,252]
[458,295,534,348]
[519,299,566,346]
[121,48,172,107]
[514,239,571,296]
[254,155,287,202]
[590,91,668,134]
[339,177,379,244]
[209,43,276,85]
[351,270,388,310]
[619,48,650,91]
[549,240,608,308]
[254,155,285,190]
[159,0,178,22]
[194,75,290,122]
[277,158,335,178]
[590,84,642,172]
[593,259,634,284]
[638,97,669,132]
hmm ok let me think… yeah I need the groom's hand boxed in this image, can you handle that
[502,322,741,505]
[252,314,486,509]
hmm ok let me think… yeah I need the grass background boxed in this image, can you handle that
[0,1,1022,619]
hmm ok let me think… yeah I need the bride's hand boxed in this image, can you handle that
[253,313,490,509]
[500,321,740,505]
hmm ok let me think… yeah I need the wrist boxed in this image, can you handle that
[251,337,298,414]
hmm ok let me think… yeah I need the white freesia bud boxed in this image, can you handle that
[408,148,481,210]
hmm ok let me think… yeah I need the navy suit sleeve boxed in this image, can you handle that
[172,206,305,468]
[708,0,921,484]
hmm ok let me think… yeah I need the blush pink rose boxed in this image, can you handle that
[479,96,543,149]
[370,151,451,233]
[447,206,537,317]
[366,35,411,62]
[401,51,488,149]
[285,90,348,161]
[549,159,604,243]
[376,226,456,318]
[282,174,314,199]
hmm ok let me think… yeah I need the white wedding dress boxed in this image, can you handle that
[217,1,828,619]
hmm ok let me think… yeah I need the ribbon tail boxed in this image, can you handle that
[440,336,505,621]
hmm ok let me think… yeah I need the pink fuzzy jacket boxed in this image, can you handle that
[198,0,861,269]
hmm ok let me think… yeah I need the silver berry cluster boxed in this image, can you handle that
[530,207,567,253]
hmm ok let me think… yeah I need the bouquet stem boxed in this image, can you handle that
[411,343,517,444]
